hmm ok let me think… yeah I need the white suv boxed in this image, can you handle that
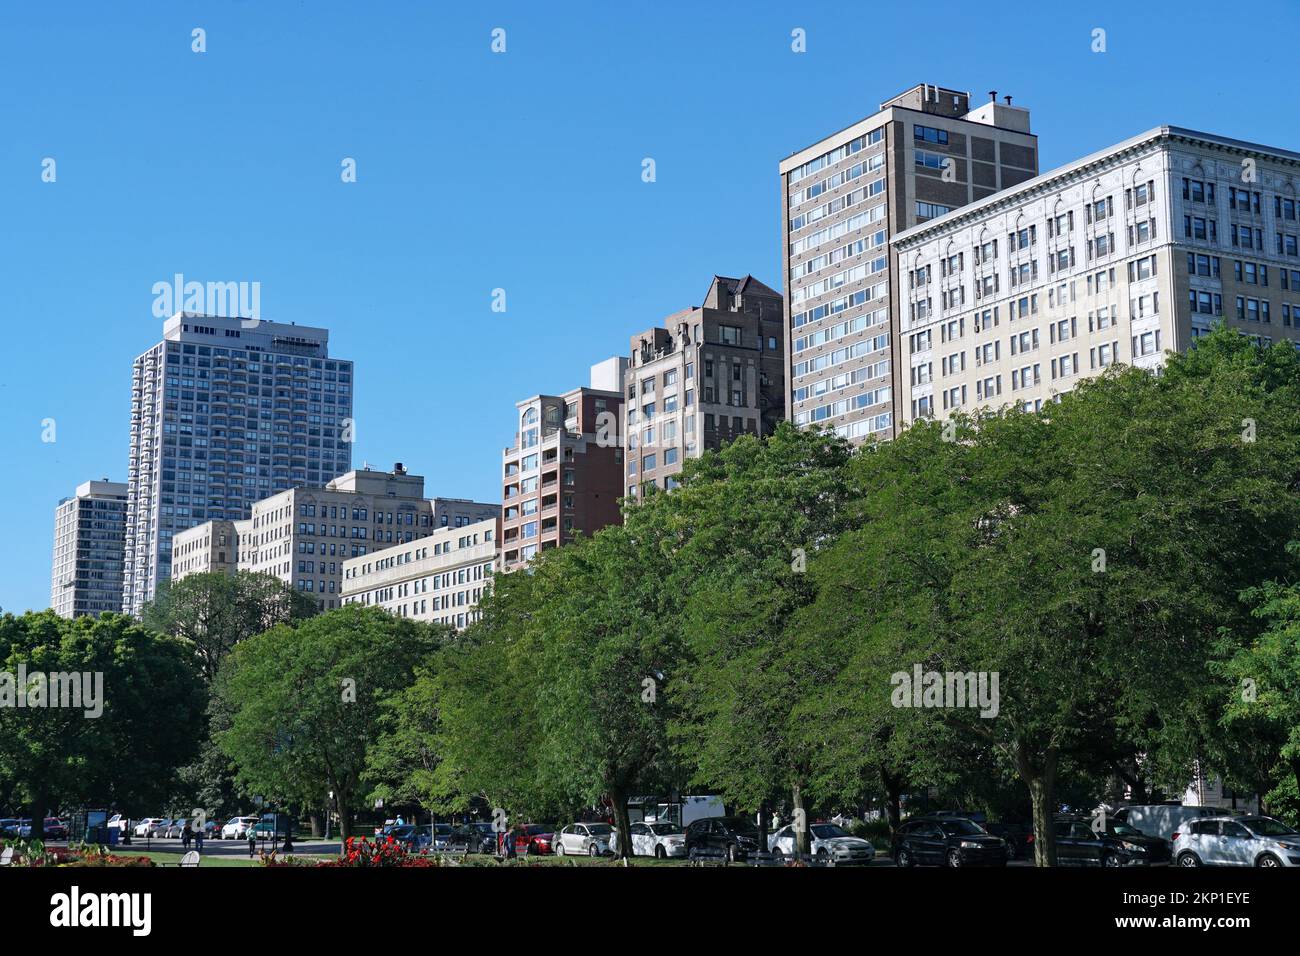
[1173,816,1300,867]
[221,816,260,840]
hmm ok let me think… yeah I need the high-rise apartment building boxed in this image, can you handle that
[341,516,499,629]
[780,84,1039,443]
[173,464,498,611]
[500,360,626,570]
[122,314,354,616]
[50,479,129,618]
[892,126,1300,424]
[624,275,784,496]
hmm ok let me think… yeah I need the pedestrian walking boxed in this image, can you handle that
[181,820,193,851]
[194,822,205,853]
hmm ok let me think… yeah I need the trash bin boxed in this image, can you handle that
[104,826,119,846]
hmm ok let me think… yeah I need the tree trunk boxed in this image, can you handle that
[337,795,352,840]
[757,801,771,856]
[1017,742,1059,867]
[309,812,322,838]
[792,782,809,857]
[29,793,48,842]
[881,765,903,834]
[610,789,633,860]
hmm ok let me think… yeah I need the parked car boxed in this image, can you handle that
[1173,815,1300,868]
[0,818,20,837]
[203,819,220,840]
[133,818,168,838]
[428,823,454,850]
[41,818,69,841]
[610,821,687,859]
[767,822,874,865]
[107,814,131,836]
[684,816,762,862]
[513,824,555,856]
[162,818,190,839]
[445,824,495,854]
[1111,804,1222,843]
[221,816,259,840]
[1051,819,1169,866]
[983,821,1034,860]
[555,822,614,857]
[892,817,1008,867]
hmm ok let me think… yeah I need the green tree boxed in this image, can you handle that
[793,328,1300,864]
[1216,555,1300,821]
[143,570,317,682]
[0,611,206,839]
[215,605,439,838]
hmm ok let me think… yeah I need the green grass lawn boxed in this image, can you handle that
[112,848,333,868]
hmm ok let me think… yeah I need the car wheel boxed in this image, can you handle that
[588,843,599,858]
[946,848,962,868]
[655,845,666,859]
[726,843,738,863]
[1102,853,1121,868]
[1004,841,1017,860]
[896,847,914,868]
[1176,852,1201,867]
[1257,854,1282,868]
[771,846,784,863]
[817,848,831,866]
[556,842,565,856]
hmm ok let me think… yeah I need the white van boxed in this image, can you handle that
[1112,805,1222,842]
[643,796,725,828]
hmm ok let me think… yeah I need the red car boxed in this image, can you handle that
[513,825,555,855]
[43,818,69,840]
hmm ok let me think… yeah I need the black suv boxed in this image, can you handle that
[684,816,761,862]
[892,816,1008,867]
[1052,818,1169,866]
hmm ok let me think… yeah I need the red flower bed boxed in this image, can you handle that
[262,836,441,868]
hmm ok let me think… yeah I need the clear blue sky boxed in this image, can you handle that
[2,0,1297,614]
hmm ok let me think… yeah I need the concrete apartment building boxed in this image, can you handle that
[780,84,1039,443]
[173,464,498,611]
[50,479,129,618]
[122,314,353,616]
[624,275,785,497]
[341,516,499,629]
[893,126,1300,425]
[171,519,241,580]
[500,359,626,570]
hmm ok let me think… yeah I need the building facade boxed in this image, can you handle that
[50,479,129,618]
[893,126,1300,425]
[624,275,785,497]
[341,516,499,629]
[780,84,1039,443]
[122,314,354,616]
[173,464,498,611]
[170,519,241,580]
[500,361,626,571]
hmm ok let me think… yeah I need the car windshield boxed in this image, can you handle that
[647,823,678,835]
[938,820,985,836]
[1111,824,1143,837]
[811,824,850,839]
[1243,817,1298,837]
[586,824,612,835]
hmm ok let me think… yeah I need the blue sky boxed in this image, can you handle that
[2,0,1298,614]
